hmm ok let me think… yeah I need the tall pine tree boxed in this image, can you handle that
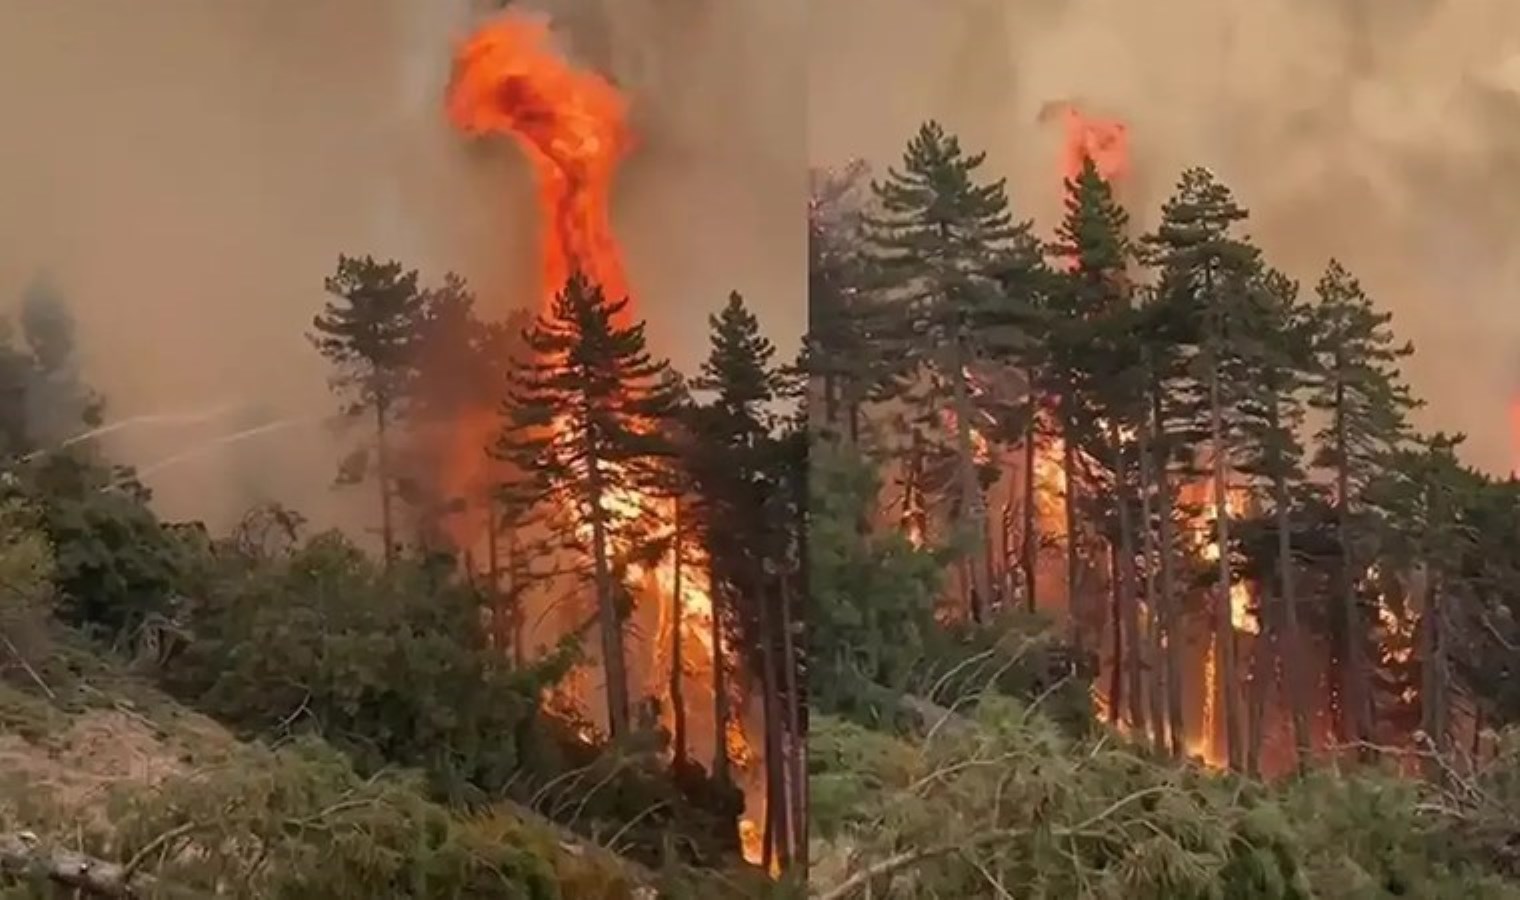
[1306,259,1420,748]
[310,255,427,566]
[865,121,1038,621]
[494,270,679,740]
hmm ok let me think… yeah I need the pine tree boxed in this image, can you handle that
[1306,259,1420,748]
[310,255,427,567]
[1364,433,1471,767]
[689,291,796,867]
[1142,168,1262,771]
[1047,156,1145,726]
[1233,268,1315,773]
[808,162,893,448]
[865,121,1039,622]
[493,270,679,740]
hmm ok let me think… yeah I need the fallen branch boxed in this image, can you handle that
[0,830,170,898]
[0,629,54,700]
[817,784,1173,900]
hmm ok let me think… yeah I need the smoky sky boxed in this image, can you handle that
[811,0,1520,476]
[0,0,804,532]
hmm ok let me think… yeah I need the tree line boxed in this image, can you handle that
[309,257,807,873]
[808,120,1520,777]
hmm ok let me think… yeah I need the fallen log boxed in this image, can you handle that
[0,830,169,897]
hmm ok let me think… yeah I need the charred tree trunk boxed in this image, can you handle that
[1138,422,1166,754]
[1062,404,1082,660]
[669,498,688,765]
[1151,388,1186,758]
[951,340,991,623]
[779,567,806,870]
[1333,377,1373,748]
[1419,565,1450,779]
[375,399,395,567]
[1112,431,1144,732]
[1208,365,1243,772]
[756,565,791,871]
[1274,468,1311,772]
[710,559,732,788]
[1246,598,1274,778]
[587,456,630,740]
[1108,542,1123,726]
[1023,398,1039,613]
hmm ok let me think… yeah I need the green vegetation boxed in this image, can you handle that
[0,257,800,896]
[807,121,1520,896]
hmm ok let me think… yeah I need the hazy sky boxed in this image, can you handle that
[0,0,804,531]
[811,0,1520,476]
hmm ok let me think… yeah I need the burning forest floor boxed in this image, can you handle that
[807,614,1520,900]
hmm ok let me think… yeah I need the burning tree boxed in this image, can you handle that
[863,121,1042,623]
[494,270,679,740]
[1306,260,1421,749]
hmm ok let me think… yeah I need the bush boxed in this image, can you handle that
[810,701,1520,899]
[161,532,568,802]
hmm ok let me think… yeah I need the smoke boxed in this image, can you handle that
[811,0,1520,475]
[0,0,803,532]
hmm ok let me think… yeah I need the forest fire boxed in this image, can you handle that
[445,13,765,864]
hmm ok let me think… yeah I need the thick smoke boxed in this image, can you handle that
[0,0,803,532]
[811,0,1520,475]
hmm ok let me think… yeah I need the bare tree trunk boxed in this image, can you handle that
[669,498,688,764]
[1274,470,1311,772]
[1108,542,1123,726]
[1139,424,1166,754]
[1062,405,1082,660]
[951,342,991,622]
[1208,368,1243,772]
[756,564,790,871]
[1023,398,1039,613]
[1112,432,1144,731]
[1419,565,1449,780]
[1152,390,1186,758]
[376,400,396,567]
[1246,606,1272,778]
[587,456,630,740]
[1334,384,1373,748]
[779,569,805,870]
[710,558,732,788]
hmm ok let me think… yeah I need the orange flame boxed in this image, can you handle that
[1054,103,1130,186]
[446,14,764,866]
[448,14,632,317]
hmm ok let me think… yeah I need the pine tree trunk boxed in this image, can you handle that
[1274,469,1311,772]
[1139,425,1167,755]
[1419,567,1448,780]
[1023,399,1039,614]
[669,498,688,765]
[1334,380,1372,747]
[1062,404,1082,661]
[951,342,991,622]
[779,568,806,870]
[1208,364,1243,771]
[1108,542,1123,726]
[710,557,732,788]
[1246,599,1273,778]
[375,399,395,567]
[587,457,630,740]
[1111,430,1144,731]
[1151,388,1186,758]
[755,562,790,871]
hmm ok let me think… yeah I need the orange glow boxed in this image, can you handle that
[1056,103,1130,185]
[448,14,632,318]
[447,14,764,866]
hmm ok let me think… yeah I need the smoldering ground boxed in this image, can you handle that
[811,0,1520,476]
[0,0,803,534]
